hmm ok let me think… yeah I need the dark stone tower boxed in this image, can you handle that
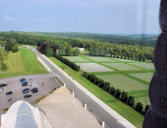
[143,0,167,128]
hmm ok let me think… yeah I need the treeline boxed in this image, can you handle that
[89,42,153,61]
[55,55,80,71]
[58,43,80,56]
[38,43,80,71]
[39,32,157,46]
[82,72,150,115]
[0,38,18,53]
[0,32,154,61]
[38,43,80,57]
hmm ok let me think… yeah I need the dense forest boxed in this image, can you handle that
[39,32,158,46]
[0,32,154,61]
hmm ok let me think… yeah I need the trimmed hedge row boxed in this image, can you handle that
[55,55,80,71]
[83,72,150,115]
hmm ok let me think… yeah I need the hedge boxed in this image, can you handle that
[115,89,121,98]
[55,55,80,71]
[109,87,116,95]
[121,91,128,103]
[82,72,150,116]
[127,96,135,106]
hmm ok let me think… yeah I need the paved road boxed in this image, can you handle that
[32,48,132,128]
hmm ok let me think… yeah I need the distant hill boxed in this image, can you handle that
[38,32,158,46]
[0,31,158,46]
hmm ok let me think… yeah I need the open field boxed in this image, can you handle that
[49,57,144,128]
[76,63,113,72]
[0,48,47,78]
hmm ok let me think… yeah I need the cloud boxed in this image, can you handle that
[4,16,13,21]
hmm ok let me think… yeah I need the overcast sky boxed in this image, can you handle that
[0,0,161,34]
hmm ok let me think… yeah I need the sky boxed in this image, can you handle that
[0,0,161,34]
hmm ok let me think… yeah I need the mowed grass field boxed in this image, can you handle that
[0,48,47,79]
[64,55,154,106]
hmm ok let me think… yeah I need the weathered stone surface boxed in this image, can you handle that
[160,0,167,32]
[154,33,167,75]
[143,0,167,127]
[149,73,167,116]
[143,107,167,128]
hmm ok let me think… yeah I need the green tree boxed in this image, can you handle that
[136,102,143,113]
[1,62,7,71]
[65,45,72,56]
[46,46,54,57]
[127,96,135,106]
[120,91,128,102]
[115,89,121,98]
[72,47,80,56]
[11,45,19,53]
[5,38,16,51]
[109,87,115,95]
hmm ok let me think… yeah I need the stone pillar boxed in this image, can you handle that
[143,0,167,128]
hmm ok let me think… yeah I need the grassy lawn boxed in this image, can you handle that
[0,48,47,79]
[97,74,148,92]
[49,57,144,128]
[129,63,154,70]
[103,63,139,71]
[86,56,114,62]
[129,73,153,83]
[63,56,90,63]
[76,63,113,72]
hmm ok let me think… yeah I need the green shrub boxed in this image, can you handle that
[104,82,110,92]
[83,72,88,78]
[1,62,7,71]
[2,108,8,112]
[89,74,96,82]
[11,45,19,53]
[115,89,121,98]
[120,91,128,102]
[94,77,100,85]
[99,79,105,88]
[109,87,115,95]
[136,102,143,112]
[127,96,135,106]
